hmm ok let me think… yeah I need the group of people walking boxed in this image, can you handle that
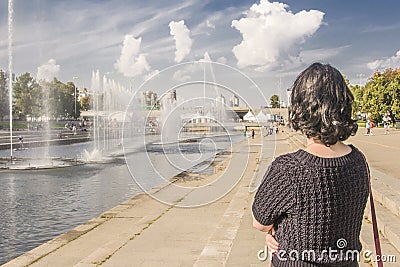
[244,129,256,139]
[244,122,280,140]
[365,114,392,135]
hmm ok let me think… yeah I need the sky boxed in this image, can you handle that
[0,0,399,106]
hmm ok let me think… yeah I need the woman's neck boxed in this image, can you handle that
[305,138,351,158]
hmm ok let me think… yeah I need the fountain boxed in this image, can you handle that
[3,0,270,201]
[2,65,135,169]
[2,2,99,168]
[8,0,13,158]
[1,0,78,169]
[0,0,278,266]
[122,60,266,207]
[80,70,134,163]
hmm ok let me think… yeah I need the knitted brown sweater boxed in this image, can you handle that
[252,145,369,267]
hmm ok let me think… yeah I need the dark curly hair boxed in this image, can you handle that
[289,63,358,146]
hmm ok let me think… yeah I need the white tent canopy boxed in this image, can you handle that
[256,110,268,122]
[243,111,256,122]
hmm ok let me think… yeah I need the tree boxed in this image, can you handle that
[362,69,400,122]
[270,94,280,108]
[41,78,79,119]
[349,84,364,119]
[0,69,8,120]
[13,72,42,118]
[80,95,91,111]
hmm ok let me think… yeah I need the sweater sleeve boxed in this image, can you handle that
[252,156,295,226]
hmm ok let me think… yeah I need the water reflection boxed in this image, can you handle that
[0,163,139,264]
[0,135,241,264]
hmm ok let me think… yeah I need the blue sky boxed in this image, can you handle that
[0,0,399,106]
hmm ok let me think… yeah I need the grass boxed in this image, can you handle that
[0,121,28,130]
[0,120,73,130]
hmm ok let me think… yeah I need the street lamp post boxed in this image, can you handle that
[73,77,78,119]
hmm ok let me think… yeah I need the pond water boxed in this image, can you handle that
[0,134,242,264]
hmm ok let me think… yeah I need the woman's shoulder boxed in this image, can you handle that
[347,144,366,161]
[265,152,303,184]
[272,151,302,167]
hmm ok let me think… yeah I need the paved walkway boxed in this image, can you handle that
[3,127,399,266]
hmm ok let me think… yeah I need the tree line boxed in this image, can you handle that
[1,68,399,124]
[268,67,399,124]
[0,70,91,121]
[349,68,400,124]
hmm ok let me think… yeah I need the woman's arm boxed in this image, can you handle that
[252,216,273,232]
[253,216,279,252]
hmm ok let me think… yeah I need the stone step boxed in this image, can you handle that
[370,168,400,217]
[360,216,399,267]
[365,199,400,254]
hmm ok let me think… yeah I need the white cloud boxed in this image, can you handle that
[299,46,349,63]
[169,20,193,62]
[37,59,60,82]
[191,12,227,37]
[216,56,227,64]
[114,35,150,77]
[172,52,217,82]
[206,20,215,29]
[367,50,400,70]
[172,69,191,82]
[231,0,324,70]
[143,69,160,81]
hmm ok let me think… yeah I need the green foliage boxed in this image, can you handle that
[40,79,81,119]
[270,94,280,108]
[13,72,43,118]
[80,95,91,111]
[0,69,8,120]
[0,120,27,130]
[363,69,400,122]
[349,84,362,118]
[12,73,82,120]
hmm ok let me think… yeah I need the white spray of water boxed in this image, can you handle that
[8,0,14,158]
[90,70,101,150]
[87,70,134,159]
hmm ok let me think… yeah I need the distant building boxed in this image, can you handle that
[164,89,176,104]
[229,94,239,107]
[216,94,226,105]
[142,90,159,109]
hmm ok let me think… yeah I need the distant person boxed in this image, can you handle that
[253,63,368,266]
[251,129,255,139]
[17,135,24,149]
[269,122,274,135]
[367,120,374,136]
[383,115,391,135]
[365,119,371,135]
